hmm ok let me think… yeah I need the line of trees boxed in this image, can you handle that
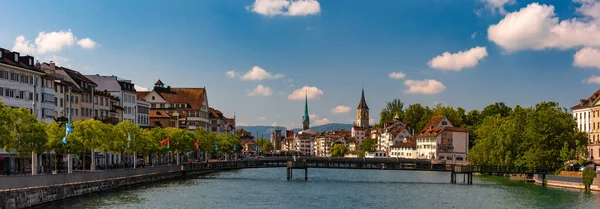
[376,99,587,168]
[0,101,242,174]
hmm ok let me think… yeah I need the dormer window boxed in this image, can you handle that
[29,58,32,66]
[0,52,3,58]
[14,54,18,62]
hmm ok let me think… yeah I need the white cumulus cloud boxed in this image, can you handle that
[369,119,375,124]
[226,70,236,78]
[428,46,488,71]
[388,72,406,79]
[487,2,600,52]
[480,0,515,15]
[404,79,446,94]
[11,30,98,55]
[271,122,278,126]
[247,0,320,17]
[330,105,351,114]
[134,85,150,91]
[241,66,284,80]
[288,86,324,100]
[259,116,267,120]
[248,84,273,96]
[77,38,97,49]
[315,118,330,125]
[584,75,600,84]
[574,47,600,69]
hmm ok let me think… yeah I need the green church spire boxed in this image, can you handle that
[303,92,310,130]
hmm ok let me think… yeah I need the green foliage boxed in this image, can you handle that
[194,128,217,153]
[583,168,596,191]
[379,99,404,124]
[165,127,194,153]
[359,137,376,157]
[432,104,463,127]
[404,103,426,133]
[469,102,587,169]
[481,102,512,118]
[256,137,274,154]
[330,143,346,157]
[3,108,48,156]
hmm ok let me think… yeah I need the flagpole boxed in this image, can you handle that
[67,86,73,174]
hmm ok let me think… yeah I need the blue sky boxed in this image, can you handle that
[2,0,600,128]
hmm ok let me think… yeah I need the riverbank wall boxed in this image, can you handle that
[533,174,600,191]
[0,166,219,209]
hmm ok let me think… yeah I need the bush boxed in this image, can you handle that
[582,168,596,191]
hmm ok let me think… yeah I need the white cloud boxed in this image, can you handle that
[574,47,600,69]
[271,122,278,126]
[309,114,318,119]
[315,118,330,125]
[247,0,320,17]
[259,116,267,120]
[226,71,236,78]
[330,105,351,114]
[369,118,375,124]
[404,79,446,94]
[248,84,272,96]
[480,0,515,15]
[584,75,600,84]
[77,38,97,49]
[46,55,70,67]
[576,0,600,20]
[487,2,600,52]
[471,32,478,39]
[238,122,250,126]
[11,30,97,55]
[12,36,36,55]
[388,72,406,79]
[241,66,284,80]
[428,46,488,71]
[288,86,324,100]
[134,85,150,91]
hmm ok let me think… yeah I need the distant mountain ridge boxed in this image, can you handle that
[237,123,352,138]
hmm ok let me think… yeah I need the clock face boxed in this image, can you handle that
[361,110,368,117]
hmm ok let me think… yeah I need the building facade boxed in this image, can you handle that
[138,80,210,130]
[270,129,284,151]
[390,137,416,159]
[137,99,150,127]
[295,130,316,156]
[0,48,44,118]
[415,116,469,163]
[572,90,600,164]
[85,75,137,124]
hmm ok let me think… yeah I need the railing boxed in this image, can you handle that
[0,165,180,190]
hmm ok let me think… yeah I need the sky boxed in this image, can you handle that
[1,0,600,128]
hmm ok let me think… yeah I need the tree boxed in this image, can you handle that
[114,120,141,168]
[0,101,14,150]
[359,137,376,157]
[194,128,216,161]
[46,122,66,171]
[3,108,47,174]
[166,127,194,165]
[379,99,404,125]
[463,110,482,148]
[404,103,426,133]
[469,102,587,169]
[256,137,274,154]
[330,142,346,157]
[71,119,104,171]
[432,104,464,127]
[481,102,512,118]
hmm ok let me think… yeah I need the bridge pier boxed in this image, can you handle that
[287,161,308,181]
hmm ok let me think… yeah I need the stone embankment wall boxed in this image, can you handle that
[534,174,600,191]
[0,166,215,209]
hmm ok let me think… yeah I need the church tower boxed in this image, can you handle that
[302,93,310,130]
[356,88,369,128]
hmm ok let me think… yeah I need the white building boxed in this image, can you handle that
[415,116,469,163]
[85,75,137,123]
[377,118,412,154]
[295,130,316,156]
[137,99,150,127]
[0,48,44,118]
[571,90,600,164]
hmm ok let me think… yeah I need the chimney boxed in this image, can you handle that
[49,61,56,69]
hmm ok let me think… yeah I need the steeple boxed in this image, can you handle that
[302,93,310,130]
[357,88,369,110]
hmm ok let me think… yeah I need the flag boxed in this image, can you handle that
[215,141,219,151]
[194,140,199,151]
[160,137,170,149]
[127,133,131,149]
[233,144,237,152]
[66,123,73,133]
[62,136,67,144]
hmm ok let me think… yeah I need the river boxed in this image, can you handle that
[41,168,600,208]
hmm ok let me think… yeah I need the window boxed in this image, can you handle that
[100,98,103,105]
[75,109,79,116]
[75,96,78,104]
[442,121,447,125]
[160,104,165,108]
[60,98,63,107]
[95,96,98,104]
[95,110,98,117]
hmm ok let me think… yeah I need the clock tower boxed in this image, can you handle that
[356,88,369,128]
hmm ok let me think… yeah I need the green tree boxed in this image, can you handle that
[330,142,346,157]
[379,99,405,125]
[481,102,512,118]
[114,120,141,168]
[71,119,104,171]
[432,104,464,127]
[404,103,426,133]
[45,122,67,171]
[166,127,194,164]
[359,137,376,157]
[194,128,216,161]
[3,108,47,174]
[256,137,274,154]
[0,101,14,150]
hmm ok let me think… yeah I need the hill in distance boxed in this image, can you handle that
[237,123,352,138]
